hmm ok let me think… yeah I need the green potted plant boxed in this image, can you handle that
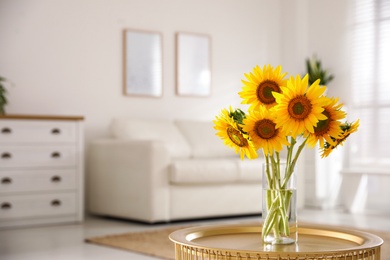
[306,55,334,85]
[0,76,8,115]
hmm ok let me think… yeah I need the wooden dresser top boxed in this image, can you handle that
[0,114,84,121]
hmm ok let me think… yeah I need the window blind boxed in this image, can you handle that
[349,0,390,166]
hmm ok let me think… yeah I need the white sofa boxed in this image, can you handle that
[87,118,265,223]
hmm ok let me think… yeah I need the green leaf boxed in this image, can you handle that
[305,55,334,85]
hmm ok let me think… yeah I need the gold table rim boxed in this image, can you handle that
[169,223,384,256]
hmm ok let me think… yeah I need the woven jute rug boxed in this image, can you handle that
[86,225,187,259]
[85,223,390,260]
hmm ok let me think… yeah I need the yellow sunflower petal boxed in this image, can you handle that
[239,65,288,109]
[213,108,258,160]
[242,106,288,155]
[271,74,333,138]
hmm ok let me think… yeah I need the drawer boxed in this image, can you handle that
[0,192,77,220]
[0,120,77,143]
[0,145,76,168]
[0,169,76,194]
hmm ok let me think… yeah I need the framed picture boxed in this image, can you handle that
[176,32,211,97]
[123,29,163,97]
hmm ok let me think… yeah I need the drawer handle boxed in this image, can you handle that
[51,128,61,135]
[51,152,61,158]
[1,152,12,159]
[1,127,12,134]
[51,176,61,182]
[51,200,61,207]
[1,177,12,184]
[1,202,12,210]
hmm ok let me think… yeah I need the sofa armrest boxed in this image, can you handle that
[87,139,171,223]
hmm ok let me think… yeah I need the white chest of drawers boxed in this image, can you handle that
[0,115,84,228]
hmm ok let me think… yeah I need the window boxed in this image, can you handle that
[349,0,390,167]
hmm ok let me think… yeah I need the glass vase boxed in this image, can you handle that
[262,162,297,245]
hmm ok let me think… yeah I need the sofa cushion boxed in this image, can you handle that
[110,118,191,158]
[169,158,239,184]
[237,158,264,182]
[175,120,237,158]
[169,158,264,184]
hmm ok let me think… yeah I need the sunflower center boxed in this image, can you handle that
[227,127,247,147]
[255,119,277,140]
[256,80,280,105]
[314,110,330,135]
[288,96,312,119]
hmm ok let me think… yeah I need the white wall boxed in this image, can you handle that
[0,0,283,144]
[306,0,353,101]
[0,0,353,142]
[279,0,352,100]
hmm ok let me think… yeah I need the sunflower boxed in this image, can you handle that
[239,65,287,110]
[213,107,258,160]
[306,97,346,148]
[321,120,360,158]
[272,75,329,138]
[242,107,289,156]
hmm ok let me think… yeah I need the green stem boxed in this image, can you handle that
[263,157,289,241]
[282,137,308,189]
[262,194,280,239]
[286,137,296,169]
[263,189,291,240]
[263,141,301,243]
[265,155,272,189]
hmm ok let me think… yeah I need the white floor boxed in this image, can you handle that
[1,209,390,260]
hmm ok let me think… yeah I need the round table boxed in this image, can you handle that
[169,223,383,259]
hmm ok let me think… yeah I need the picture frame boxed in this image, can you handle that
[123,29,163,97]
[176,32,211,97]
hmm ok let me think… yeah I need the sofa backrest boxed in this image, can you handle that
[109,118,256,159]
[109,118,192,158]
[174,120,237,158]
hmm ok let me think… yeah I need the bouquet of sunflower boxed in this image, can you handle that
[213,64,359,243]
